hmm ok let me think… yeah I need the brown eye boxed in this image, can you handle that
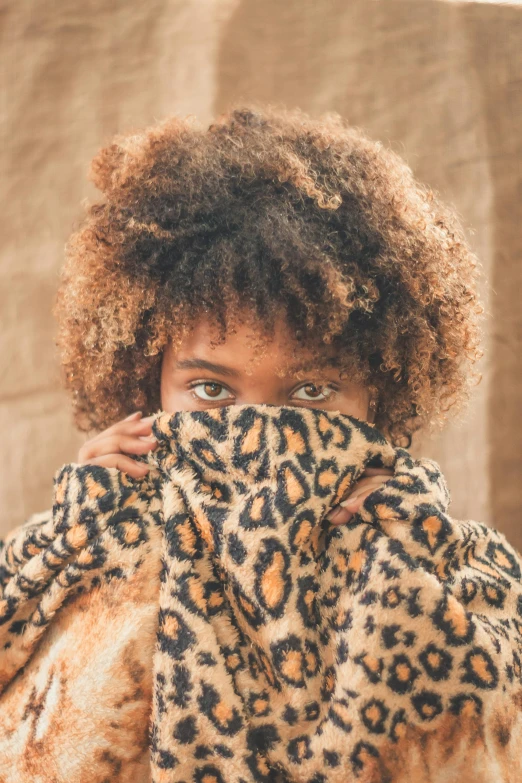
[293,383,335,402]
[202,383,224,398]
[205,383,222,397]
[304,384,322,398]
[191,382,231,401]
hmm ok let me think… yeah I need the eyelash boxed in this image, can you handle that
[187,379,339,403]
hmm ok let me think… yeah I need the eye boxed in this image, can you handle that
[190,381,232,402]
[292,383,337,402]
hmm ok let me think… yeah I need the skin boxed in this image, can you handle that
[78,311,393,525]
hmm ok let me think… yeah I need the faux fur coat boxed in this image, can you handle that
[0,404,521,783]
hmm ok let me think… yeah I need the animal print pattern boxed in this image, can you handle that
[0,403,521,782]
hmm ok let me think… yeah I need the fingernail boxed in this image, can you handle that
[125,411,142,420]
[138,435,157,442]
[340,497,359,508]
[327,507,342,521]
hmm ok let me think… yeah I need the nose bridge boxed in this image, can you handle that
[235,390,289,407]
[234,372,289,407]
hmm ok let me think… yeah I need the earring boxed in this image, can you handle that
[369,396,378,411]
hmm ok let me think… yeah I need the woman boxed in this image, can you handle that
[1,103,520,783]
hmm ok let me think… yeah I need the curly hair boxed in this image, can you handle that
[52,101,484,447]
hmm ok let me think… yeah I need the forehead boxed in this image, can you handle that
[167,314,343,374]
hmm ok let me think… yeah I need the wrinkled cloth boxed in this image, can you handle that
[0,404,521,783]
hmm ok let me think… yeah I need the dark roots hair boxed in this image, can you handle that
[53,101,484,447]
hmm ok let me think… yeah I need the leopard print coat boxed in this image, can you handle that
[1,404,521,782]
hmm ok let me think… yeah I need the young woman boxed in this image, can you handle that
[55,102,483,528]
[4,104,514,783]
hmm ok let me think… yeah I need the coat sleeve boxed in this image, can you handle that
[0,460,166,782]
[329,448,522,780]
[0,461,159,695]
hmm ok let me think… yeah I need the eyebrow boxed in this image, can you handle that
[173,358,240,377]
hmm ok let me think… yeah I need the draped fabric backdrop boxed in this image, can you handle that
[1,0,521,549]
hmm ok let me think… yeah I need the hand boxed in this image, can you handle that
[77,411,158,479]
[325,466,394,525]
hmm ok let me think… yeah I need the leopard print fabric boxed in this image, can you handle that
[0,403,521,782]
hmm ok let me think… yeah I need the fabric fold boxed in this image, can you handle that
[0,404,521,783]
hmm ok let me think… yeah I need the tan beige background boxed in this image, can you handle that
[1,0,521,550]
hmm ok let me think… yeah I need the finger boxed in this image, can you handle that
[78,422,157,461]
[329,490,374,525]
[338,476,390,504]
[82,419,152,456]
[92,410,142,438]
[87,417,155,446]
[326,506,354,525]
[78,433,158,462]
[347,475,391,491]
[339,490,371,508]
[361,467,394,477]
[353,475,393,492]
[326,505,343,522]
[340,486,380,509]
[84,455,150,479]
[328,478,392,524]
